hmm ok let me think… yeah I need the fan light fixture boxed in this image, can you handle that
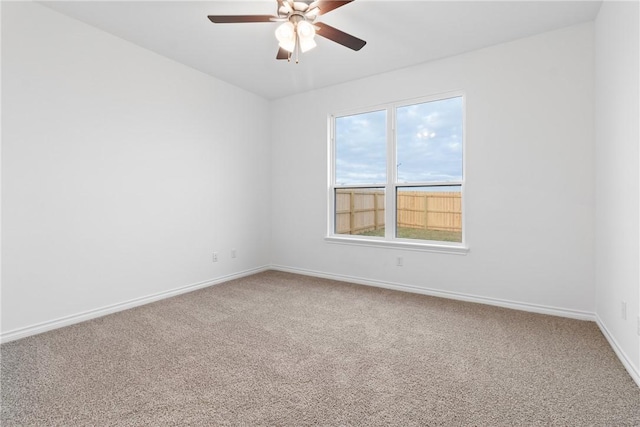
[275,21,296,52]
[275,18,317,56]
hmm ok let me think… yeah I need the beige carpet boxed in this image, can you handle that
[2,271,639,426]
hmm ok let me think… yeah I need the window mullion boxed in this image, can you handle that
[328,115,336,236]
[385,106,396,240]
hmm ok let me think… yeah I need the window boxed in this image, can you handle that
[329,93,465,251]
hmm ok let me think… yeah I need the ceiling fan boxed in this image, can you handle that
[207,0,366,63]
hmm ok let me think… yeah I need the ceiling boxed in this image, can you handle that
[41,1,602,100]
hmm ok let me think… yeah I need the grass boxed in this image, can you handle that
[356,227,462,243]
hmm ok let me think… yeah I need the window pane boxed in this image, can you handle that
[396,97,463,183]
[335,188,385,236]
[396,186,461,242]
[335,110,387,185]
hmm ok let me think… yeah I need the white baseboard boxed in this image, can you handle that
[3,264,638,389]
[271,264,596,321]
[596,315,640,388]
[0,265,270,344]
[272,265,640,389]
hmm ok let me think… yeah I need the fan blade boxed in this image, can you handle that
[278,0,292,14]
[315,22,366,51]
[310,0,353,15]
[276,47,291,60]
[293,1,309,12]
[208,15,276,23]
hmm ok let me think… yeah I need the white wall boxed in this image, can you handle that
[270,23,595,316]
[1,2,271,338]
[1,0,637,388]
[594,0,640,381]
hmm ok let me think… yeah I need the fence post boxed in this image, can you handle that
[373,192,379,230]
[349,190,355,234]
[424,193,429,230]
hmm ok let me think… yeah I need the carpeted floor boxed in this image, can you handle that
[2,270,639,426]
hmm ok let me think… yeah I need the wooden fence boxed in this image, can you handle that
[335,189,461,235]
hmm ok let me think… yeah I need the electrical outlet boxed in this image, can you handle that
[231,249,237,259]
[396,256,403,267]
[621,301,627,320]
[212,252,218,262]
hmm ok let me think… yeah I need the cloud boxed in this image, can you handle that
[335,97,463,185]
[396,97,463,183]
[415,130,436,140]
[335,110,387,185]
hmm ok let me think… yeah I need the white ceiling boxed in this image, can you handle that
[41,1,602,100]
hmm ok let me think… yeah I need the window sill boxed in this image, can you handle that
[324,235,469,255]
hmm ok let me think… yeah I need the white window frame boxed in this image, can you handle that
[326,91,468,255]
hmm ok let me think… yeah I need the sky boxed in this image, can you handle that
[335,96,463,186]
